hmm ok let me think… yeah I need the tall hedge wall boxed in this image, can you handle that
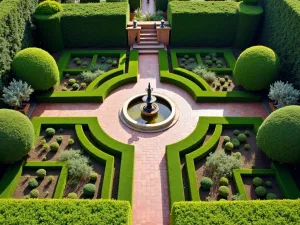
[168,1,263,48]
[0,199,132,225]
[258,0,300,87]
[171,200,300,225]
[0,0,38,80]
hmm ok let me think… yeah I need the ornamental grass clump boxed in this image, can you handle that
[192,65,216,83]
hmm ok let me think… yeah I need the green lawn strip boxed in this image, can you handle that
[75,125,114,199]
[185,124,222,201]
[0,199,132,225]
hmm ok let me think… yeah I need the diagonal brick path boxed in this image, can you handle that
[32,54,268,225]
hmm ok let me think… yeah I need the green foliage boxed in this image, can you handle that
[200,177,213,190]
[219,78,226,85]
[257,106,300,163]
[12,48,59,91]
[50,142,59,151]
[233,129,240,136]
[88,64,111,72]
[68,79,76,85]
[265,180,272,188]
[79,70,105,84]
[0,0,38,81]
[30,189,39,198]
[232,138,240,148]
[83,183,96,197]
[72,83,79,90]
[67,192,77,199]
[233,46,280,91]
[48,175,54,182]
[0,200,132,224]
[266,192,277,200]
[252,177,263,186]
[244,130,250,136]
[192,65,216,83]
[218,186,229,198]
[68,138,74,146]
[223,136,230,143]
[244,144,251,150]
[220,177,229,186]
[224,142,234,151]
[259,0,300,87]
[255,186,267,197]
[36,169,47,178]
[0,109,34,163]
[171,200,300,224]
[90,172,98,181]
[237,133,247,143]
[56,136,63,144]
[35,1,62,15]
[205,150,242,178]
[46,128,56,137]
[28,178,38,188]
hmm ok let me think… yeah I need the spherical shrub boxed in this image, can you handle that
[224,75,229,81]
[112,60,118,66]
[233,129,240,136]
[219,78,226,85]
[0,109,34,163]
[266,192,277,200]
[222,85,228,91]
[90,172,98,182]
[216,60,223,65]
[50,142,59,152]
[74,57,80,62]
[62,87,68,91]
[218,186,229,198]
[82,61,88,66]
[200,177,213,190]
[68,138,74,146]
[83,183,96,197]
[45,128,55,137]
[68,79,76,85]
[42,156,47,161]
[48,175,54,182]
[65,73,70,78]
[40,139,46,146]
[67,192,78,199]
[220,177,229,186]
[42,144,49,151]
[225,142,234,151]
[36,169,47,179]
[237,133,247,143]
[223,136,230,143]
[181,58,186,63]
[56,136,63,144]
[244,130,250,137]
[212,57,218,62]
[12,48,59,91]
[255,186,267,197]
[210,52,217,58]
[232,138,240,148]
[257,106,300,163]
[72,83,80,90]
[184,55,189,59]
[30,189,39,198]
[205,55,211,60]
[59,128,64,133]
[252,177,263,186]
[106,59,113,64]
[35,0,62,15]
[205,60,213,66]
[215,83,221,90]
[28,178,38,188]
[76,60,82,66]
[244,144,251,150]
[80,83,87,89]
[265,180,272,188]
[217,64,222,68]
[233,46,280,91]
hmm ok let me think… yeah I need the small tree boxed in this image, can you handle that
[1,79,34,108]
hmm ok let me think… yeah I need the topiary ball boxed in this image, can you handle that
[200,177,213,190]
[36,169,47,179]
[0,109,34,163]
[83,183,96,197]
[35,0,62,15]
[45,128,55,137]
[12,48,59,91]
[266,192,277,200]
[233,46,279,91]
[252,177,263,187]
[67,192,78,199]
[28,178,39,188]
[30,189,40,198]
[90,172,98,182]
[225,142,234,151]
[244,144,251,151]
[265,180,272,188]
[233,129,240,136]
[220,177,229,186]
[256,106,300,163]
[223,136,231,143]
[255,186,267,197]
[218,186,229,198]
[232,138,240,148]
[50,142,59,152]
[237,133,247,143]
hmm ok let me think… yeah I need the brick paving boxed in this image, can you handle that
[31,54,268,225]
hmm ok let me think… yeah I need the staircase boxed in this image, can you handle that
[127,21,170,54]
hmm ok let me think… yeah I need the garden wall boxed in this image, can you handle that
[167,1,263,49]
[258,0,300,87]
[35,3,129,52]
[171,200,300,225]
[0,0,38,81]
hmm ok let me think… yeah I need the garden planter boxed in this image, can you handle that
[15,103,30,115]
[269,102,276,112]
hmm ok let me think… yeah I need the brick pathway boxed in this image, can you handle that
[32,54,268,225]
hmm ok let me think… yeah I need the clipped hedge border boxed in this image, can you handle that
[31,117,135,204]
[36,50,138,103]
[0,199,132,225]
[166,116,264,207]
[159,50,260,102]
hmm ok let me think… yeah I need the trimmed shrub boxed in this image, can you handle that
[36,169,47,179]
[90,172,98,182]
[50,142,59,152]
[0,109,34,163]
[244,144,251,150]
[200,177,213,190]
[233,129,240,136]
[83,183,96,197]
[12,48,59,91]
[30,189,39,198]
[46,128,55,137]
[67,192,78,199]
[223,136,230,143]
[233,46,280,91]
[218,186,229,198]
[28,178,38,188]
[252,177,263,187]
[265,181,272,188]
[257,106,300,163]
[266,193,277,200]
[244,130,250,136]
[255,186,267,197]
[232,138,240,148]
[68,138,74,146]
[220,177,229,186]
[224,142,234,151]
[56,136,63,144]
[237,133,247,143]
[219,78,226,85]
[48,175,54,182]
[35,1,62,15]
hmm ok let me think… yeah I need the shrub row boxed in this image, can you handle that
[35,3,129,52]
[0,199,132,225]
[0,0,37,81]
[171,200,300,225]
[167,1,263,48]
[259,0,300,87]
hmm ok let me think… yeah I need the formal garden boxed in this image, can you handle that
[0,0,300,224]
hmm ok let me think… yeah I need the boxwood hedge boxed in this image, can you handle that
[0,199,132,225]
[171,200,300,225]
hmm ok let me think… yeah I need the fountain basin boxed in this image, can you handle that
[120,93,178,132]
